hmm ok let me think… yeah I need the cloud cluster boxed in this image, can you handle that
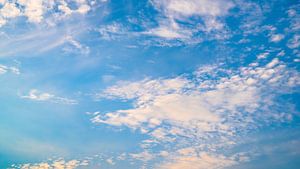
[94,58,298,129]
[96,0,235,45]
[158,153,236,169]
[92,57,299,168]
[16,159,89,169]
[146,0,234,40]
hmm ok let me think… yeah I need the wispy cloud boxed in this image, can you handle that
[0,64,20,75]
[0,22,89,57]
[21,89,78,105]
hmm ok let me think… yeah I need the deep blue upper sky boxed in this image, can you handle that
[0,0,299,169]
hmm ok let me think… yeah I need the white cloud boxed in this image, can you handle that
[21,89,78,105]
[93,93,221,129]
[22,89,54,101]
[77,4,91,14]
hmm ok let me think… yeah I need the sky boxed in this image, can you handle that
[0,0,300,169]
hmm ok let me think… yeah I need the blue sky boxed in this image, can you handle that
[0,0,300,168]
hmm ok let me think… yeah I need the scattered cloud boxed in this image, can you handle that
[106,158,115,165]
[287,34,300,49]
[270,34,284,42]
